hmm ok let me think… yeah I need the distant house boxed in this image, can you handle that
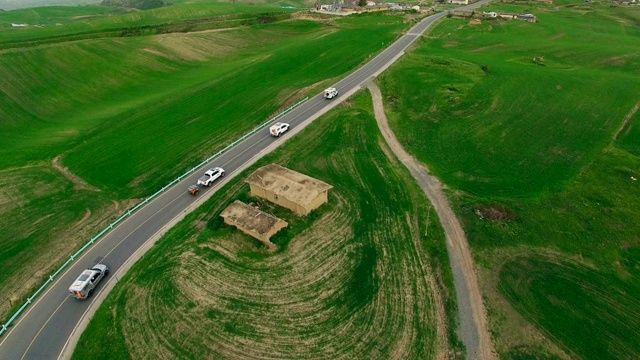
[366,0,376,5]
[498,13,519,20]
[365,4,391,11]
[448,0,469,4]
[483,11,498,18]
[11,23,27,27]
[518,13,538,22]
[452,9,474,17]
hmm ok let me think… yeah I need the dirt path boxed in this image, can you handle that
[613,100,640,140]
[367,81,496,360]
[52,155,100,191]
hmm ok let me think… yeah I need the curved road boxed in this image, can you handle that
[0,2,491,359]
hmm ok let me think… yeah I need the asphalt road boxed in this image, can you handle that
[0,3,490,359]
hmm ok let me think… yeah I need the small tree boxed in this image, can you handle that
[358,0,367,6]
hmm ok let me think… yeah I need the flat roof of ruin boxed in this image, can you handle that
[220,200,287,235]
[245,164,333,207]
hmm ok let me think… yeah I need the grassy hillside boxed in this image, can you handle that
[0,8,412,322]
[0,0,101,11]
[379,1,640,359]
[0,2,296,48]
[72,91,457,359]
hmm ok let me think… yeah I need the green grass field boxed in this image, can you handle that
[379,1,640,358]
[0,3,298,52]
[72,91,458,359]
[0,5,412,323]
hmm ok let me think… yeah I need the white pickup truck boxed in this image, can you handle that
[197,167,225,186]
[269,122,290,137]
[69,263,108,300]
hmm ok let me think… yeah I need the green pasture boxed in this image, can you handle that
[73,91,456,359]
[499,255,640,360]
[380,5,640,198]
[0,9,410,323]
[0,2,297,48]
[0,0,101,11]
[379,2,640,359]
[0,12,407,196]
[452,110,640,359]
[0,5,119,27]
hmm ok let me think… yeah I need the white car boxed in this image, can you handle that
[197,167,225,186]
[269,122,290,137]
[323,87,338,99]
[69,263,108,300]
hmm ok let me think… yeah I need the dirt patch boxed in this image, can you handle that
[470,43,504,53]
[548,33,565,40]
[614,99,640,140]
[79,208,91,224]
[51,155,100,191]
[474,204,516,223]
[142,47,173,59]
[153,31,239,62]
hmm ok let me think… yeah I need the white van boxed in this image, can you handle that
[323,87,338,99]
[69,264,109,300]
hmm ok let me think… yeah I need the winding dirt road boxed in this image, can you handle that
[367,81,496,360]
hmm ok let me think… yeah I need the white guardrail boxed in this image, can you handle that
[0,97,309,336]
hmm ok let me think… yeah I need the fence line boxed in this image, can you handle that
[0,97,308,337]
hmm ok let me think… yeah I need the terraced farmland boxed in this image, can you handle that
[74,92,456,359]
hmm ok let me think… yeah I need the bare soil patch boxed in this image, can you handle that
[153,31,241,62]
[474,204,516,223]
[614,99,640,140]
[548,33,565,40]
[52,155,100,191]
[470,43,504,53]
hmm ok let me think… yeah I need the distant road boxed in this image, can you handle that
[0,2,492,359]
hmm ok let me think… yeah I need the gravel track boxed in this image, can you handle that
[367,81,496,360]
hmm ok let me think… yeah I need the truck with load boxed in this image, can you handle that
[197,167,225,187]
[68,263,108,300]
[269,122,290,137]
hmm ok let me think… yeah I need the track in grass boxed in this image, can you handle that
[498,255,640,360]
[377,2,640,358]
